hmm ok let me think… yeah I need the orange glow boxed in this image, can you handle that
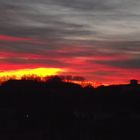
[0,67,130,87]
[0,67,66,82]
[0,67,108,87]
[68,80,108,88]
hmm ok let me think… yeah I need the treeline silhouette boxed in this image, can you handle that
[0,77,140,139]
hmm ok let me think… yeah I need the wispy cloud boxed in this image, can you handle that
[0,0,140,83]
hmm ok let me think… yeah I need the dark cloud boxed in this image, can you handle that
[96,58,140,69]
[0,57,67,66]
[50,0,118,11]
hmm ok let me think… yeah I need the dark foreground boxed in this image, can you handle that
[0,78,140,139]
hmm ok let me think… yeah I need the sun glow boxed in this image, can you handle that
[0,67,65,82]
[0,68,110,87]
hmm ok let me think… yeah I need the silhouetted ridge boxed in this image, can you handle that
[0,78,140,139]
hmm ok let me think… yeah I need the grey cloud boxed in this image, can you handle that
[0,0,140,42]
[0,57,67,67]
[1,40,140,60]
[95,58,140,69]
[50,0,119,11]
[80,41,140,56]
[0,1,91,40]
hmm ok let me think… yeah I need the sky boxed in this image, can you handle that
[0,0,140,84]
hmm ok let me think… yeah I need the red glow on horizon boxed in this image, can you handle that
[0,67,107,87]
[0,67,133,87]
[0,42,139,85]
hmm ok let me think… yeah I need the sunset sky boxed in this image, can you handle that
[0,0,140,84]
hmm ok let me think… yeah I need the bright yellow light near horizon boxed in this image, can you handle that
[0,68,65,80]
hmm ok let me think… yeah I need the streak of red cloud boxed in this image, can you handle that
[0,63,46,71]
[0,35,33,42]
[0,51,46,59]
[0,42,139,85]
[0,35,47,44]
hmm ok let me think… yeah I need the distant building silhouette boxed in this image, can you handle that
[130,79,138,86]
